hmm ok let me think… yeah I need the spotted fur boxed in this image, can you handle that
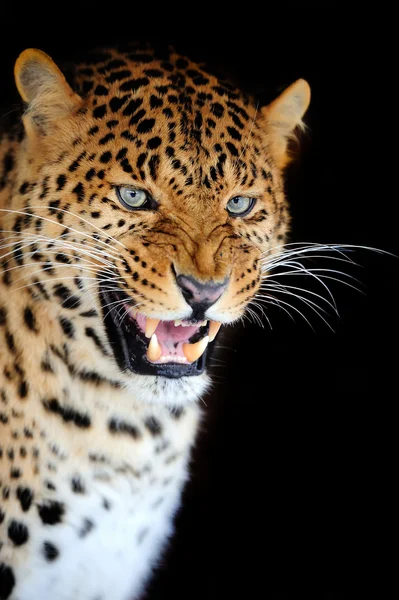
[0,44,310,599]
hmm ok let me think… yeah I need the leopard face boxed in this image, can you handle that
[1,46,310,404]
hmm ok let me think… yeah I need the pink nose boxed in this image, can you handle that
[176,274,228,311]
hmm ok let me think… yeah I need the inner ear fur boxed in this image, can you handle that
[14,48,82,135]
[261,79,311,169]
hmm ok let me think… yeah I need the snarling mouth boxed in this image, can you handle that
[100,285,222,379]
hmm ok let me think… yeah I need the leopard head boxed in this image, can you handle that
[6,47,310,404]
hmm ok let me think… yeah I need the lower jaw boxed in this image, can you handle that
[100,287,210,379]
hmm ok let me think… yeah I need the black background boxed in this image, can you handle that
[0,5,396,599]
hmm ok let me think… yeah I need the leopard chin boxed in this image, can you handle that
[123,370,211,406]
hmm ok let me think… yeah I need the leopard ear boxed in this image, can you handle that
[14,48,82,136]
[261,79,311,169]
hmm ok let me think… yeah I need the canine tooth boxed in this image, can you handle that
[183,336,209,363]
[147,334,162,362]
[200,320,207,327]
[145,318,160,338]
[208,321,221,342]
[174,319,182,326]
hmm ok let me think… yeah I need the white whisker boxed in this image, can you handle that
[246,299,272,329]
[260,280,339,314]
[256,287,335,331]
[0,232,119,268]
[253,294,318,331]
[12,276,122,294]
[0,229,121,261]
[0,207,126,258]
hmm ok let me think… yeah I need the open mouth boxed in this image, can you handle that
[100,285,222,379]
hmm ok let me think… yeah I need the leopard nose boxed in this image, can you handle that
[176,274,228,312]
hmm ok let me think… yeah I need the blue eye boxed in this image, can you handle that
[116,187,154,210]
[226,196,256,217]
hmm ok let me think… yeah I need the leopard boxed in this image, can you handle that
[0,43,310,600]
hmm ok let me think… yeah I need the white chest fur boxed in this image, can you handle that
[15,469,186,600]
[7,393,201,600]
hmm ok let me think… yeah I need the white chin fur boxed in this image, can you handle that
[122,371,211,406]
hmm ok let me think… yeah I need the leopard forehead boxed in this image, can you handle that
[41,49,276,204]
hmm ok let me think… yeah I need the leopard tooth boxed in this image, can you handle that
[147,333,162,362]
[174,319,182,326]
[183,336,209,363]
[208,321,222,342]
[145,317,160,338]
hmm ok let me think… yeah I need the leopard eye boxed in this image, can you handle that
[116,187,155,210]
[226,196,256,217]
